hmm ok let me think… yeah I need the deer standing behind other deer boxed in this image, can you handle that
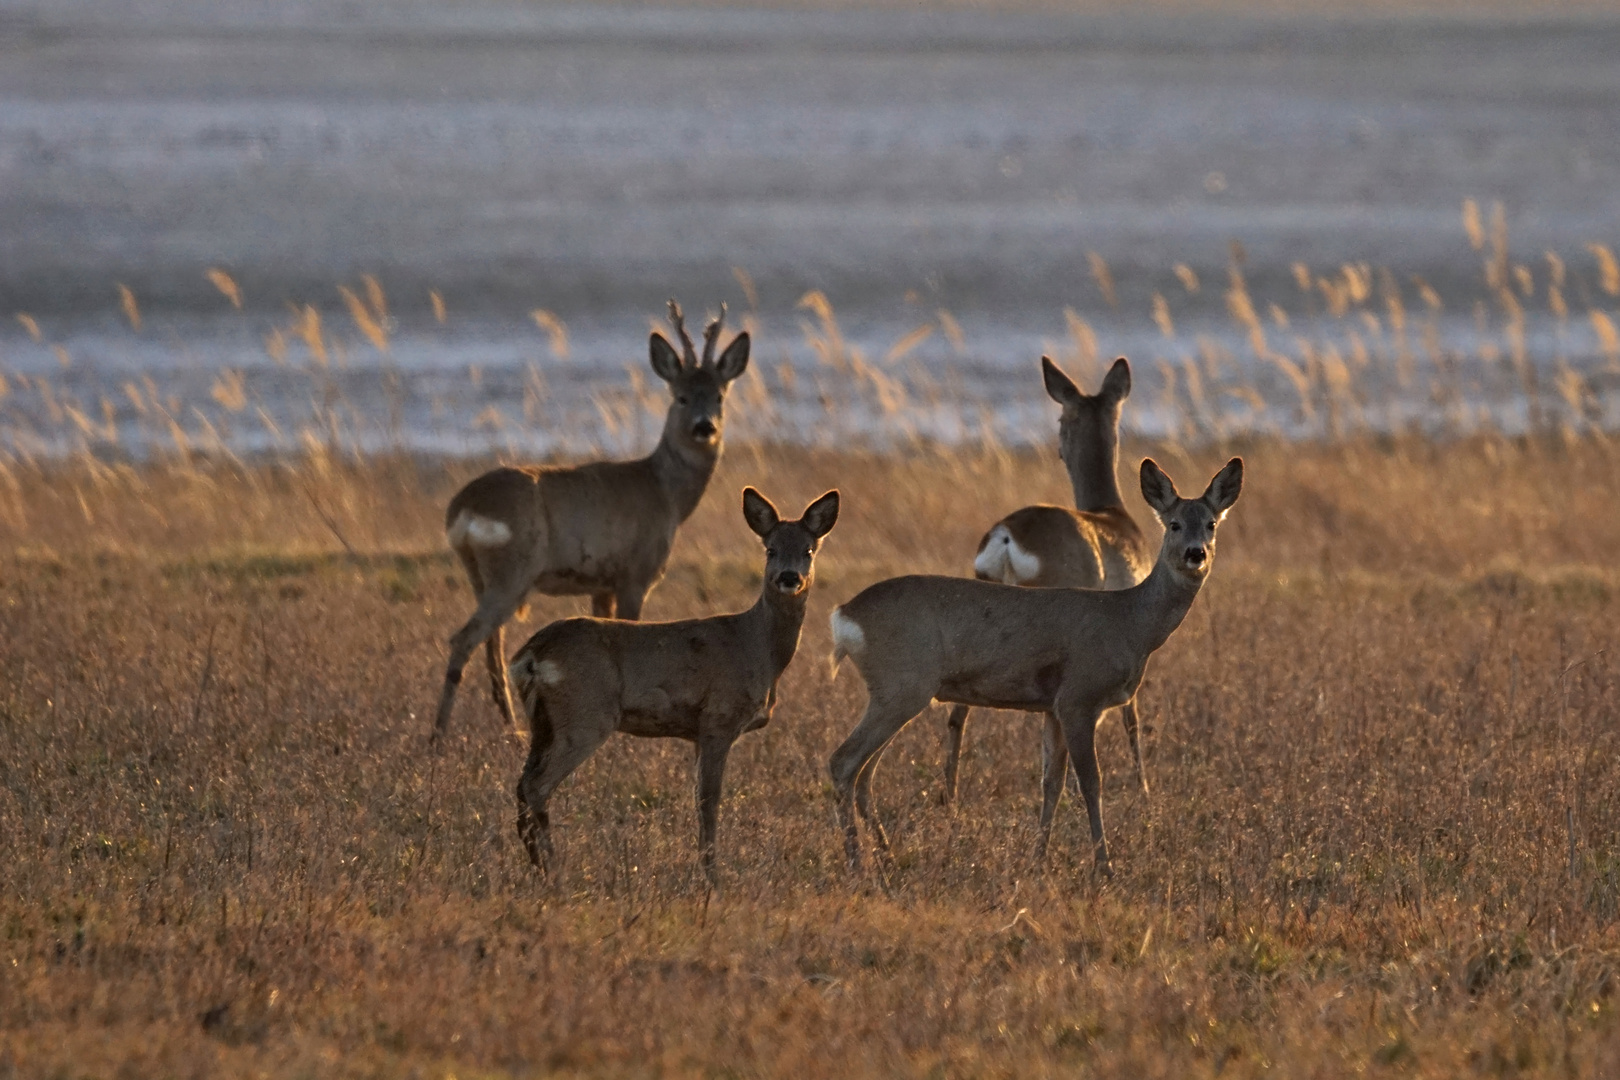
[509,488,840,883]
[434,301,748,739]
[828,457,1242,876]
[945,356,1152,804]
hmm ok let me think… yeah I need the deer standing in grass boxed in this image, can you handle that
[509,488,839,883]
[944,356,1152,803]
[434,301,749,738]
[829,458,1241,875]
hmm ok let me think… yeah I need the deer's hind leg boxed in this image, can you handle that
[853,738,897,853]
[514,691,615,874]
[829,685,934,871]
[483,623,524,738]
[435,565,531,738]
[612,582,649,621]
[1032,712,1070,865]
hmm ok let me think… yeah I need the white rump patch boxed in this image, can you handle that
[974,524,1041,584]
[829,607,867,670]
[535,659,565,686]
[447,510,513,548]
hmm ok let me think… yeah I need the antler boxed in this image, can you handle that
[666,299,699,369]
[700,303,727,368]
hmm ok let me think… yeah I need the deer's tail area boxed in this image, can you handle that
[446,508,515,550]
[507,650,556,755]
[828,606,867,678]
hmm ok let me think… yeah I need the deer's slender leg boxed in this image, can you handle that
[1033,712,1070,864]
[435,581,530,738]
[695,736,732,884]
[1120,698,1148,794]
[1056,696,1110,875]
[591,593,616,618]
[514,706,614,873]
[614,584,648,622]
[483,624,522,737]
[942,705,971,806]
[853,737,898,853]
[829,688,933,871]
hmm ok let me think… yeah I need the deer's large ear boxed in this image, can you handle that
[714,332,750,383]
[742,487,780,537]
[1041,356,1083,407]
[650,333,684,383]
[1140,458,1180,516]
[1202,457,1244,517]
[1099,356,1131,402]
[801,490,840,539]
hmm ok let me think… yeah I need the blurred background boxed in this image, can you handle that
[2,0,1619,457]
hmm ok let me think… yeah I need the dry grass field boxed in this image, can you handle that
[0,432,1617,1077]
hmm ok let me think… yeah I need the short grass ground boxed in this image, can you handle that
[1,435,1618,1077]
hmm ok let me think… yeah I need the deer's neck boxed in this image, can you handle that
[649,434,720,523]
[749,589,810,678]
[1128,559,1206,655]
[1061,437,1124,512]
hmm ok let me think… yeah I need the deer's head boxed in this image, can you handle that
[743,488,840,598]
[1043,355,1131,474]
[1140,457,1243,581]
[650,300,750,456]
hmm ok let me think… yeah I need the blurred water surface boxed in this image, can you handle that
[2,0,1618,454]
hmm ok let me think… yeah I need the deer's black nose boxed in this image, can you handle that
[692,419,718,440]
[1185,547,1207,567]
[775,570,803,591]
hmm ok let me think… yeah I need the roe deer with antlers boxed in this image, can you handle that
[434,301,749,738]
[829,457,1242,876]
[509,488,839,883]
[944,356,1153,803]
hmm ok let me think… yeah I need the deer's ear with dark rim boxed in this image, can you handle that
[1202,457,1244,516]
[1139,458,1181,515]
[715,333,750,383]
[1041,356,1083,407]
[742,487,780,537]
[1099,357,1131,402]
[649,333,684,382]
[801,490,840,539]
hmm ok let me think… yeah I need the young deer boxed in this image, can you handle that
[434,301,749,739]
[945,356,1152,802]
[829,458,1242,876]
[509,488,840,883]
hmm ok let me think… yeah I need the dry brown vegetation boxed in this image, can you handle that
[0,432,1618,1077]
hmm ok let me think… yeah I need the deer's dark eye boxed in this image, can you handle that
[766,548,777,557]
[1169,522,1182,532]
[677,395,690,405]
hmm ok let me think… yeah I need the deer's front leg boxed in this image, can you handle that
[695,735,732,884]
[941,704,971,806]
[1056,696,1110,876]
[1120,697,1148,794]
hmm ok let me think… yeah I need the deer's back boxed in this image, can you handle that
[510,609,775,741]
[974,504,1150,590]
[447,460,679,586]
[837,574,1138,705]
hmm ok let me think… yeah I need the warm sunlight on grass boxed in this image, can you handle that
[1,433,1618,1077]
